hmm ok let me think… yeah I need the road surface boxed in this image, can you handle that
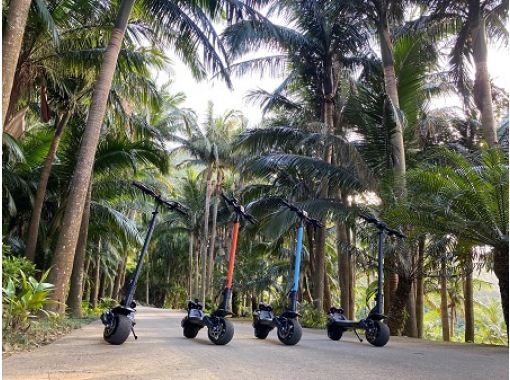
[3,307,508,380]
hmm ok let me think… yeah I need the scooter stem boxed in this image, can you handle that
[288,223,304,312]
[375,228,385,315]
[219,218,240,311]
[124,202,160,307]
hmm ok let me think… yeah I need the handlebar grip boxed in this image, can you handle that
[221,193,235,206]
[388,229,406,239]
[309,218,323,229]
[132,181,157,197]
[359,214,378,224]
[160,199,188,215]
[244,213,257,224]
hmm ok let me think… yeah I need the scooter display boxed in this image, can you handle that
[101,181,186,345]
[252,200,322,345]
[181,194,255,345]
[327,214,405,347]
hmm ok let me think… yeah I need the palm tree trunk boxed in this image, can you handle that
[337,223,350,317]
[470,1,498,146]
[377,17,406,192]
[349,225,356,320]
[416,237,425,338]
[207,180,220,298]
[404,282,418,337]
[188,225,195,298]
[464,252,475,342]
[195,239,201,301]
[67,181,92,318]
[440,255,450,341]
[2,0,32,126]
[25,112,72,261]
[323,271,332,313]
[91,248,101,309]
[313,228,325,311]
[112,257,125,301]
[387,275,412,335]
[47,0,136,314]
[200,164,213,305]
[493,246,509,334]
[82,256,91,296]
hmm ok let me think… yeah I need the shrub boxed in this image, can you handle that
[2,269,55,331]
[2,254,36,288]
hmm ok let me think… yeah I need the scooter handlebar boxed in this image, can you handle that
[133,182,187,215]
[280,199,323,228]
[132,181,157,198]
[159,198,188,215]
[221,193,257,224]
[387,228,406,239]
[359,214,405,238]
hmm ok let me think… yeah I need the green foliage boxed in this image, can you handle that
[299,301,328,329]
[2,254,36,287]
[162,285,188,310]
[98,297,117,310]
[2,269,55,331]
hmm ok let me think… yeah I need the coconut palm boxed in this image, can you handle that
[416,0,508,147]
[48,0,247,314]
[224,0,371,309]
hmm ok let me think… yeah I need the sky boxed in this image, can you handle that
[159,32,509,127]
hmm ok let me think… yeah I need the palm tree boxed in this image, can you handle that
[391,147,509,334]
[224,0,369,310]
[418,0,508,147]
[47,0,240,314]
[2,0,37,126]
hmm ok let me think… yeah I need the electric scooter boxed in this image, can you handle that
[252,200,322,345]
[327,214,405,347]
[101,181,187,345]
[181,194,255,345]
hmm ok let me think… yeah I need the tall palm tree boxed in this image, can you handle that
[418,0,508,147]
[224,0,369,310]
[48,0,239,314]
[2,0,38,126]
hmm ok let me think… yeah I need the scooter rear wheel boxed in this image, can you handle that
[103,314,132,345]
[277,318,302,345]
[365,320,390,347]
[326,323,344,341]
[208,318,234,345]
[254,325,272,339]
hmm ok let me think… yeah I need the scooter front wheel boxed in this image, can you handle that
[254,325,272,339]
[277,318,302,345]
[182,319,201,339]
[326,322,344,341]
[103,313,132,345]
[208,318,234,345]
[365,320,390,347]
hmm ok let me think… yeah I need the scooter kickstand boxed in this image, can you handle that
[131,327,138,340]
[353,329,363,342]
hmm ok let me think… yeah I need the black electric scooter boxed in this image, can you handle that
[252,200,322,345]
[101,181,186,345]
[181,194,256,345]
[327,214,405,347]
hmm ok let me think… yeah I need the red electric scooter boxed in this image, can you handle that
[181,194,255,345]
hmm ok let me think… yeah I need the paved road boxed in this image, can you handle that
[3,307,508,380]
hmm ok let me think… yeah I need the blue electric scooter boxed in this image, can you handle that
[327,214,405,347]
[252,200,322,345]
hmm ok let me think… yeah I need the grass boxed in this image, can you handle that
[2,315,95,355]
